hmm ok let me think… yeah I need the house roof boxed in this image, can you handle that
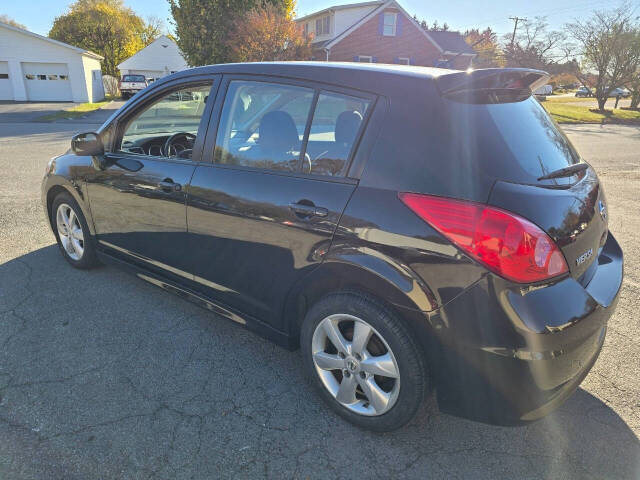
[0,21,104,60]
[295,1,383,22]
[427,31,475,55]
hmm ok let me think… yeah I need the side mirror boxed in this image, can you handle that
[71,132,104,156]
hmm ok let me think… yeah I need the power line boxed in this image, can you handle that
[457,0,616,31]
[509,16,525,48]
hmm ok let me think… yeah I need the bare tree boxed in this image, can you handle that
[627,69,640,109]
[567,4,640,111]
[102,74,120,97]
[0,14,26,29]
[503,17,566,70]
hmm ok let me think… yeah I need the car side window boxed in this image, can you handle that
[118,83,212,159]
[214,81,314,172]
[306,92,371,176]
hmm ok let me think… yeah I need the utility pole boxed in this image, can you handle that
[509,16,525,49]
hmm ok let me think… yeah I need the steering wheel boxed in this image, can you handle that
[163,132,196,157]
[302,153,313,174]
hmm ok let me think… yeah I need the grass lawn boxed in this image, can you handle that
[542,101,640,125]
[544,95,593,103]
[38,95,115,121]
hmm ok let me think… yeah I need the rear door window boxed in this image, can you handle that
[214,81,314,172]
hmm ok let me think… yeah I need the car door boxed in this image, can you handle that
[186,76,375,330]
[86,77,218,277]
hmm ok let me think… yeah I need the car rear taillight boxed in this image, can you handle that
[398,193,568,283]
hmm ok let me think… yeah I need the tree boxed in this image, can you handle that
[567,4,640,110]
[49,0,162,77]
[464,28,503,68]
[412,15,448,32]
[139,15,164,45]
[169,0,295,66]
[502,17,566,70]
[224,5,311,62]
[625,69,640,109]
[0,14,26,29]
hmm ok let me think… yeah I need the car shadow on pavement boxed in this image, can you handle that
[1,246,639,479]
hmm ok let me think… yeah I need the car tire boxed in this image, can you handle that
[301,292,428,432]
[51,192,100,269]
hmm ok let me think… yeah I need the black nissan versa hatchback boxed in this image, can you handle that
[42,62,623,431]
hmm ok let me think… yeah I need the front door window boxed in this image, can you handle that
[119,84,212,159]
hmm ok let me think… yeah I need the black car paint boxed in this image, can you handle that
[42,62,623,425]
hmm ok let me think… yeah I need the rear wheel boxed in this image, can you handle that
[52,192,100,269]
[301,292,427,431]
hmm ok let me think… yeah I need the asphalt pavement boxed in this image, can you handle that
[0,113,638,479]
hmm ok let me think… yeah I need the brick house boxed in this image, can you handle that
[295,0,476,69]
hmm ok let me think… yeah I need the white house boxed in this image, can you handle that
[117,35,188,81]
[0,21,104,102]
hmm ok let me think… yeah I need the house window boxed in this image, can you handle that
[303,22,309,36]
[47,75,58,80]
[397,57,410,65]
[59,75,69,80]
[383,12,397,36]
[0,73,8,79]
[357,56,373,63]
[37,75,47,80]
[25,74,35,80]
[316,15,331,35]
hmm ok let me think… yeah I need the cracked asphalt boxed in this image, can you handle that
[0,115,639,479]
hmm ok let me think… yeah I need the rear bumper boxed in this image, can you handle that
[428,233,623,425]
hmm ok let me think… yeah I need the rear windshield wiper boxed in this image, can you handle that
[537,163,589,181]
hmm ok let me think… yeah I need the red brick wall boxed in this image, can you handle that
[327,9,443,67]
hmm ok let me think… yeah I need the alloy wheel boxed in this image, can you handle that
[56,203,84,261]
[311,314,400,416]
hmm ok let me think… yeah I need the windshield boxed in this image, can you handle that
[123,75,146,82]
[442,97,581,186]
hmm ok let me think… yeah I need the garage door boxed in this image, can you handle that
[0,62,13,101]
[22,62,73,101]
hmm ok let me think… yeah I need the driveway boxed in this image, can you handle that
[0,102,76,123]
[0,122,638,479]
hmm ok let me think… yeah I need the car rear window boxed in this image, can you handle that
[123,75,146,82]
[442,96,580,185]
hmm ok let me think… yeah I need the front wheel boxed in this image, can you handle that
[301,292,428,431]
[52,192,100,269]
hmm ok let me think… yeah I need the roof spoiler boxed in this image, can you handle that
[436,68,549,103]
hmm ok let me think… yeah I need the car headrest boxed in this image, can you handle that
[335,111,363,145]
[259,111,299,153]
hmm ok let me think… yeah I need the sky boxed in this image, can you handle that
[2,0,631,39]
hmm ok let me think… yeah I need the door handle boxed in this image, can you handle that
[289,202,328,218]
[157,179,182,192]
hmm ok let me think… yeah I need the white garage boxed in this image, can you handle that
[22,62,73,101]
[0,61,13,100]
[118,35,188,82]
[0,21,104,102]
